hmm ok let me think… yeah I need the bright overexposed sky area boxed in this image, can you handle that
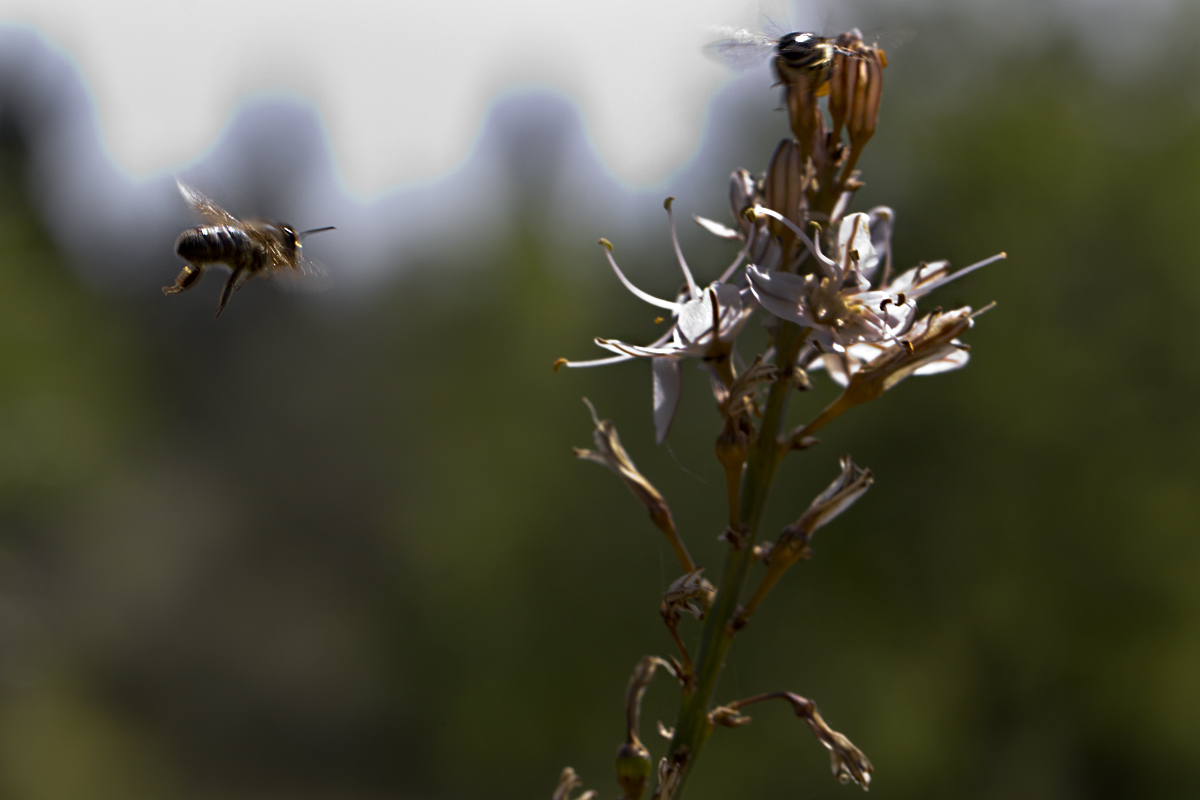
[1,0,1180,194]
[1,0,805,194]
[0,0,1184,288]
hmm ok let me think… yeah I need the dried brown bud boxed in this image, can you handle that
[778,62,827,160]
[828,32,886,149]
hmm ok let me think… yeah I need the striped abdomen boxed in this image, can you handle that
[175,225,257,268]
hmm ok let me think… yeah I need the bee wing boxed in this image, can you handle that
[267,256,331,294]
[176,180,242,227]
[704,27,778,72]
[860,26,916,54]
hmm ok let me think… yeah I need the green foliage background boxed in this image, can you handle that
[0,11,1198,800]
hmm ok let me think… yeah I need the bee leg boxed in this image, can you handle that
[162,264,203,295]
[214,267,243,319]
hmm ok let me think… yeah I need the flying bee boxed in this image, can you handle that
[706,27,907,88]
[165,181,335,318]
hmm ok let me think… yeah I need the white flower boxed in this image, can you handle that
[746,204,1005,382]
[558,199,756,443]
[807,253,1007,387]
[746,209,918,353]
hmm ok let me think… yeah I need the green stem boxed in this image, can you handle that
[663,323,806,797]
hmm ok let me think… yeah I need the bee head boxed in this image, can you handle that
[777,32,825,67]
[267,223,302,263]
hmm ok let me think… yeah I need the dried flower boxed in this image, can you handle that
[553,767,598,800]
[661,568,716,622]
[732,456,872,631]
[778,455,873,553]
[574,399,696,572]
[723,692,873,791]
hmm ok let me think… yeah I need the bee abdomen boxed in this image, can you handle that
[175,225,254,266]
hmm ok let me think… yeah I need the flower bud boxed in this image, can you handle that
[615,741,653,800]
[762,139,811,271]
[828,31,885,171]
[729,168,760,237]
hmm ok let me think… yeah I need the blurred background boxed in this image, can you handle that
[0,0,1197,798]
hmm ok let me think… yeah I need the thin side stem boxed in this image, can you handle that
[652,508,697,575]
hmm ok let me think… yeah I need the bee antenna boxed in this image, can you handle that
[299,226,336,241]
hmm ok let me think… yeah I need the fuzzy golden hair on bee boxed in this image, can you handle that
[164,181,335,318]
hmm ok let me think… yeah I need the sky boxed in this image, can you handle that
[0,0,1186,193]
[0,0,1186,288]
[0,0,805,194]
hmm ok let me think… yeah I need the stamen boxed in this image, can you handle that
[598,240,680,312]
[664,197,700,300]
[971,301,998,319]
[596,338,646,358]
[717,226,755,285]
[709,287,721,345]
[829,191,853,227]
[842,216,863,275]
[559,354,637,369]
[752,205,837,277]
[911,252,1007,299]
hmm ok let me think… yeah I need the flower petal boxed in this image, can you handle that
[837,213,876,287]
[912,346,970,375]
[652,357,683,444]
[865,206,894,282]
[746,265,815,327]
[694,215,742,240]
